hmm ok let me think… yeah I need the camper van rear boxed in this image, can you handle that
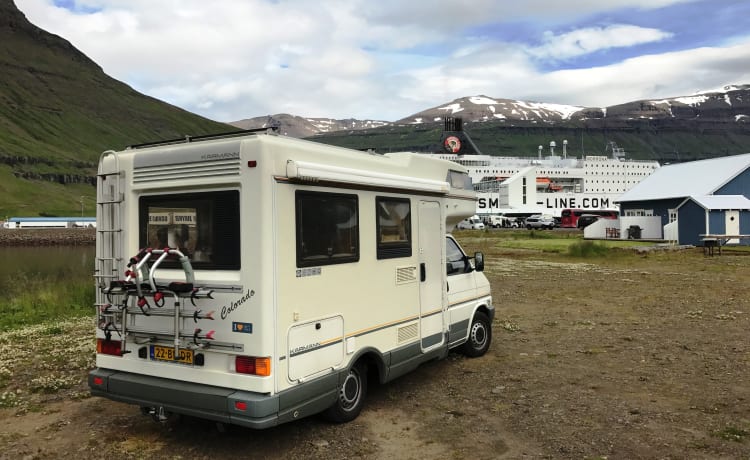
[89,130,493,429]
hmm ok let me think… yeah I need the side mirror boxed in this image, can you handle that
[474,252,485,272]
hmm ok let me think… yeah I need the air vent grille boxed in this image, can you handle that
[133,160,241,183]
[398,323,418,343]
[396,266,417,285]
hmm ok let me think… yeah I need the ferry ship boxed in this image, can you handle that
[425,118,661,217]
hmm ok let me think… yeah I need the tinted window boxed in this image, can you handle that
[447,170,472,190]
[139,190,240,270]
[446,237,469,276]
[376,197,411,259]
[296,191,359,267]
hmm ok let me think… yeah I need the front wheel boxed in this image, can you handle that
[461,311,492,357]
[322,360,368,423]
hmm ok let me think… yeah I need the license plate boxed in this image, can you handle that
[150,345,194,365]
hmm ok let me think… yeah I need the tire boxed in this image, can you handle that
[526,224,532,230]
[461,311,492,357]
[322,360,368,423]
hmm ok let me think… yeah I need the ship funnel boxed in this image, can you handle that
[538,145,543,160]
[444,117,463,132]
[439,116,482,155]
[549,141,556,156]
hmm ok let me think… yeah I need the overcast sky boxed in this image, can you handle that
[14,0,750,122]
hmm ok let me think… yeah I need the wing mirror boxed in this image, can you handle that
[473,252,485,272]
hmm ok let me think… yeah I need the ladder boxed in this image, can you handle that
[94,150,123,312]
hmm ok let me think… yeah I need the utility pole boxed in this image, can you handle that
[80,196,85,217]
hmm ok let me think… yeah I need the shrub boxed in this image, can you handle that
[567,240,609,257]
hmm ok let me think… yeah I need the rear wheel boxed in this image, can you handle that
[461,311,492,357]
[322,360,368,423]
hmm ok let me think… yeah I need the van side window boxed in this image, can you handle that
[446,236,469,275]
[296,191,359,267]
[138,190,240,270]
[376,197,411,259]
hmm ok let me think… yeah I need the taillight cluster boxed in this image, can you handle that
[96,339,122,356]
[235,356,271,376]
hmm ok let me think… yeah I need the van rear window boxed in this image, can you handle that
[139,190,240,270]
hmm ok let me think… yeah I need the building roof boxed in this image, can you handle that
[686,195,750,210]
[618,153,750,203]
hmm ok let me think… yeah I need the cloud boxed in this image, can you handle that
[13,0,748,122]
[529,25,673,60]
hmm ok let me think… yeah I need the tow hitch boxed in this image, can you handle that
[141,406,172,423]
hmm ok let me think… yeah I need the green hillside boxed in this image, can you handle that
[0,0,234,217]
[309,119,750,161]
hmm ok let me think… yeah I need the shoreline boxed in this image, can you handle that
[0,228,96,246]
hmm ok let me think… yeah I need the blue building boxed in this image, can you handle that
[617,153,750,246]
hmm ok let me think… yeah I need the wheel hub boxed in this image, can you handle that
[339,371,361,409]
[471,322,487,347]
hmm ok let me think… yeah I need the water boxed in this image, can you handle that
[0,246,95,288]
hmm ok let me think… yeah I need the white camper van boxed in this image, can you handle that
[89,129,493,429]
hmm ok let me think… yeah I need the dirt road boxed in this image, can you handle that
[1,237,749,459]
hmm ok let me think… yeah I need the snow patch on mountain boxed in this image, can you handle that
[231,83,750,136]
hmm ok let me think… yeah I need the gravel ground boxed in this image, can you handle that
[0,234,749,459]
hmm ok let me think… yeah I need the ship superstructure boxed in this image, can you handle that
[423,118,660,217]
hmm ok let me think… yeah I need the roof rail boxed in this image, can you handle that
[127,127,278,150]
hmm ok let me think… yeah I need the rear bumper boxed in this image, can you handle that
[88,368,338,429]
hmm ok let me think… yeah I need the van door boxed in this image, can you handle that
[418,200,444,352]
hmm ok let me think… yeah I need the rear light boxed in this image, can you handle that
[234,401,247,411]
[235,356,271,376]
[96,338,122,356]
[92,376,104,386]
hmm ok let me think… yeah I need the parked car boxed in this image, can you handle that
[577,214,601,229]
[457,215,485,230]
[525,214,556,230]
[486,215,518,228]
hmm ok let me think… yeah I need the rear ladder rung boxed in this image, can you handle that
[97,171,122,178]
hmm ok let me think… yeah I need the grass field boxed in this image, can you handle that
[4,229,744,333]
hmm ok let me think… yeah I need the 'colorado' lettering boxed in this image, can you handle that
[220,289,255,320]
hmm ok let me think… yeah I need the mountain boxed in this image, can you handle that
[605,84,750,122]
[397,86,750,125]
[231,86,750,141]
[0,0,233,217]
[306,85,750,162]
[395,95,587,124]
[230,113,389,138]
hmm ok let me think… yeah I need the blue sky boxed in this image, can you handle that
[15,0,750,122]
